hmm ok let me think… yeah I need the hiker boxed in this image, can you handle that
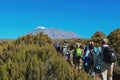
[98,38,116,80]
[54,42,61,52]
[84,42,89,54]
[74,43,83,70]
[66,45,71,62]
[80,45,84,55]
[62,45,68,60]
[69,45,75,67]
[83,41,97,77]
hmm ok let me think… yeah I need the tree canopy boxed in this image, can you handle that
[90,31,107,47]
[108,28,120,65]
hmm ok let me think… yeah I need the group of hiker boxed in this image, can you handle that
[54,38,117,80]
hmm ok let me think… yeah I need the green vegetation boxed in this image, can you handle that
[0,33,92,80]
[108,28,120,65]
[90,31,107,47]
[90,28,120,66]
[0,28,120,80]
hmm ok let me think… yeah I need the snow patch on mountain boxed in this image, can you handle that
[30,26,80,39]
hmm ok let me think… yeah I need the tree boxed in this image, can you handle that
[108,28,120,65]
[90,31,107,47]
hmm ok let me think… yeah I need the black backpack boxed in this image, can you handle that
[94,53,102,74]
[83,49,95,73]
[103,46,116,63]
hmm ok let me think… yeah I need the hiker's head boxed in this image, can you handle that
[91,41,94,45]
[76,44,79,48]
[76,42,81,48]
[102,38,107,44]
[89,41,94,49]
[80,45,83,49]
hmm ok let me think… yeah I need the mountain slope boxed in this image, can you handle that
[30,26,80,39]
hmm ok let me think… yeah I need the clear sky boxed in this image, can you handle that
[0,0,120,39]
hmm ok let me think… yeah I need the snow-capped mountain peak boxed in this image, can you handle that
[30,27,80,39]
[36,26,45,29]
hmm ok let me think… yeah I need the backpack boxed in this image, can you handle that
[103,46,116,63]
[94,53,102,74]
[63,47,67,55]
[83,49,95,73]
[75,48,82,57]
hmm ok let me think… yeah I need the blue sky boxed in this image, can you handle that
[0,0,120,39]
